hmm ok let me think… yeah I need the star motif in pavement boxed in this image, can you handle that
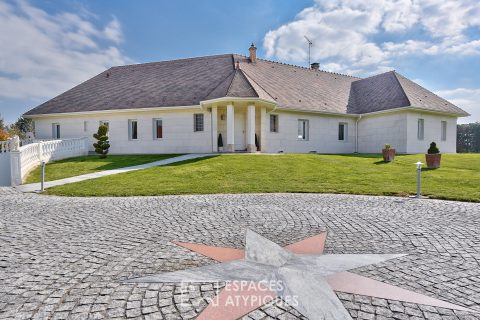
[127,230,474,320]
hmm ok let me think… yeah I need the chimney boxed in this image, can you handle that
[310,62,320,70]
[249,43,257,63]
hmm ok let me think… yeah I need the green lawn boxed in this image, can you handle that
[25,154,181,184]
[43,153,480,202]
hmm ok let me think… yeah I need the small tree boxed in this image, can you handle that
[93,125,110,158]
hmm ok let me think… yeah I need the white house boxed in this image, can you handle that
[24,44,469,154]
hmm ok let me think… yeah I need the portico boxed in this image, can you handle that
[205,99,272,153]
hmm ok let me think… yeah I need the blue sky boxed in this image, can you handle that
[0,0,479,124]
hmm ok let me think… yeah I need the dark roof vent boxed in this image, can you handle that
[310,62,320,70]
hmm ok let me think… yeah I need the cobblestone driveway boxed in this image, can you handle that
[0,188,479,320]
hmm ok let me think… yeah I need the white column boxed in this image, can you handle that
[10,150,22,186]
[260,107,267,152]
[246,104,256,152]
[226,104,235,152]
[211,106,218,152]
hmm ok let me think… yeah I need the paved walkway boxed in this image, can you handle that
[16,153,213,193]
[0,191,479,319]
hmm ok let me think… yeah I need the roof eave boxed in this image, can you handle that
[358,106,469,118]
[200,97,277,107]
[23,105,202,118]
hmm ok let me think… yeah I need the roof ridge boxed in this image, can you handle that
[203,68,237,100]
[351,69,396,83]
[233,53,361,79]
[391,71,412,107]
[393,71,446,104]
[111,53,234,69]
[240,68,276,102]
[226,68,259,98]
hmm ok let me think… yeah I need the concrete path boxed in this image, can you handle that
[16,153,214,193]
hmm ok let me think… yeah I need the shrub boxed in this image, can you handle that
[384,144,391,149]
[0,129,9,141]
[218,133,223,148]
[427,142,440,154]
[93,125,110,158]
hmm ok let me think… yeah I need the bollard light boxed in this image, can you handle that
[415,161,423,198]
[40,160,45,192]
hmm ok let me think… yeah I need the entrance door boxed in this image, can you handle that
[234,111,246,151]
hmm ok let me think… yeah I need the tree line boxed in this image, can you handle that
[0,116,34,141]
[457,122,480,153]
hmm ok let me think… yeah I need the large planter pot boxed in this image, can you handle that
[382,148,395,162]
[425,153,441,169]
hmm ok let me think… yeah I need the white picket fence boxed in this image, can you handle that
[0,136,89,186]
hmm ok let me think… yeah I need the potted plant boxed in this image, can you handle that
[425,142,441,168]
[382,144,395,162]
[218,133,224,152]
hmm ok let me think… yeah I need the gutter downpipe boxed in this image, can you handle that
[355,115,362,153]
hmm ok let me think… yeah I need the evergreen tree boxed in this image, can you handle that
[93,125,110,158]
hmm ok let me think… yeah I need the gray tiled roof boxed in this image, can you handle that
[347,71,469,116]
[25,54,468,117]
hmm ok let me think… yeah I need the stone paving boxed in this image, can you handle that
[0,189,479,319]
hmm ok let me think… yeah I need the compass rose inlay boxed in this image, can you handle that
[127,229,474,320]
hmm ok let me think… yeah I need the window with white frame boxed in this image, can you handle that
[338,123,347,141]
[441,121,447,141]
[83,121,87,132]
[52,123,60,139]
[194,114,204,132]
[270,114,279,133]
[417,119,424,140]
[153,119,163,139]
[298,119,309,140]
[128,120,138,140]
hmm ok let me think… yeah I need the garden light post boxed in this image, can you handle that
[40,160,45,192]
[415,161,423,198]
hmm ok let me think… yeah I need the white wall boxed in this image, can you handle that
[405,111,457,153]
[264,110,356,153]
[33,108,214,154]
[358,110,458,154]
[31,107,459,155]
[357,112,408,153]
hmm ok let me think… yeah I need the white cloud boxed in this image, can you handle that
[263,0,480,74]
[0,0,131,100]
[436,88,480,124]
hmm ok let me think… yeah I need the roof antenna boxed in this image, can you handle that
[304,36,313,67]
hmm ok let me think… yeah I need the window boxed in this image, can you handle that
[194,114,204,132]
[298,119,309,140]
[417,119,424,140]
[441,121,447,141]
[129,120,138,140]
[83,121,87,132]
[52,123,60,139]
[338,123,347,141]
[270,114,279,133]
[153,119,163,139]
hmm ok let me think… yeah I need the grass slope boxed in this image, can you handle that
[25,154,181,184]
[44,154,480,202]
